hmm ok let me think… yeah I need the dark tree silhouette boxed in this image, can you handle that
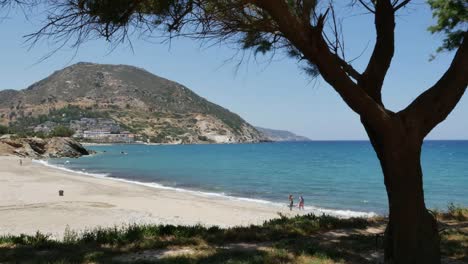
[19,0,468,263]
[0,0,35,10]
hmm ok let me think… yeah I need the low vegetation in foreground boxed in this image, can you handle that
[0,207,466,264]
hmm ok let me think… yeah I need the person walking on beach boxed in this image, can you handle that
[288,194,294,211]
[299,196,304,210]
[19,159,22,166]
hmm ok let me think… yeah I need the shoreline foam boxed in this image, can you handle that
[35,159,377,219]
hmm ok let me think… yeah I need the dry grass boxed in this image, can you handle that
[0,208,466,263]
[433,203,468,222]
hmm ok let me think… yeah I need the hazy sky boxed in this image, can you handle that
[0,2,466,140]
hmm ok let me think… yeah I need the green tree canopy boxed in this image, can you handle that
[50,126,75,137]
[428,0,468,52]
[0,125,9,135]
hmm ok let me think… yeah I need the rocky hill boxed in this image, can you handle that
[255,127,310,142]
[0,137,90,158]
[0,62,266,144]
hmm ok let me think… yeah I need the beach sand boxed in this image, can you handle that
[0,156,295,238]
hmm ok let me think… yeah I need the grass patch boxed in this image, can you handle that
[433,203,468,221]
[0,214,374,263]
[0,208,465,263]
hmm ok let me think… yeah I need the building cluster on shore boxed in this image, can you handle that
[34,118,135,143]
[81,130,135,143]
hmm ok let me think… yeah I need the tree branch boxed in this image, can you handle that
[359,0,395,105]
[252,0,390,131]
[333,54,361,81]
[400,32,468,138]
[393,0,412,11]
[357,0,375,13]
[27,0,389,132]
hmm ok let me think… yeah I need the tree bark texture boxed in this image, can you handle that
[364,119,441,264]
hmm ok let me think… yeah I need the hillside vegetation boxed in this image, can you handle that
[0,63,265,144]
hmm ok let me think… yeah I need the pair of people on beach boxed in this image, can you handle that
[288,194,304,210]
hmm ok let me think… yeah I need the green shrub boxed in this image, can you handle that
[50,126,75,137]
[0,125,9,135]
[447,203,468,221]
[8,105,109,133]
[432,203,468,221]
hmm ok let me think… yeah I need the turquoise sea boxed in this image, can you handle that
[46,141,468,216]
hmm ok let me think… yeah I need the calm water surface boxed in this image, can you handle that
[48,141,468,216]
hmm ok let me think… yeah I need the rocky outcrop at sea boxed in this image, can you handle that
[0,137,90,158]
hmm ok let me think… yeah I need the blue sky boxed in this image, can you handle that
[0,2,466,140]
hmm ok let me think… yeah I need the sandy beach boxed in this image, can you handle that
[0,156,296,238]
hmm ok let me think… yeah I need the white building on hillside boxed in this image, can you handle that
[83,130,135,143]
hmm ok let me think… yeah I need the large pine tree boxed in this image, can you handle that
[7,0,468,262]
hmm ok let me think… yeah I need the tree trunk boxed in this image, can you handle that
[364,121,440,264]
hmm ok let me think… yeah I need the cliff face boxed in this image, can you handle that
[0,62,266,144]
[0,137,90,158]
